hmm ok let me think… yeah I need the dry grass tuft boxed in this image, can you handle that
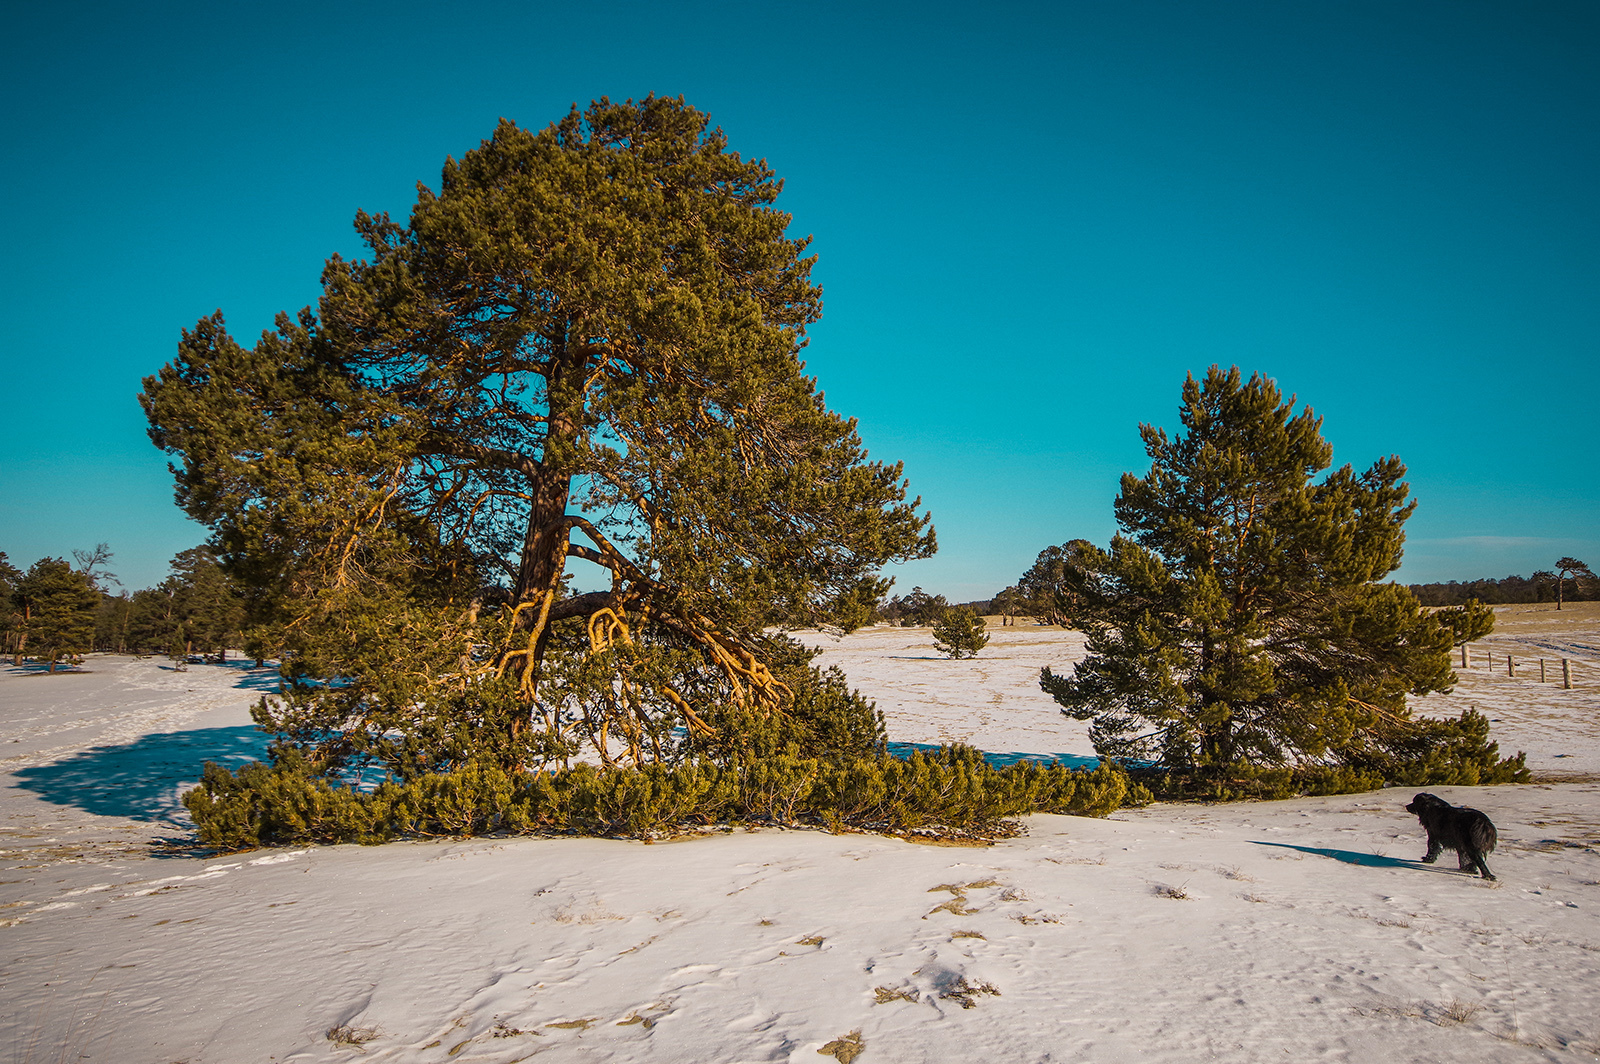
[545,1017,598,1030]
[1154,884,1189,900]
[818,1029,866,1062]
[1437,998,1482,1025]
[928,897,980,917]
[874,985,918,1004]
[797,934,826,947]
[951,929,986,939]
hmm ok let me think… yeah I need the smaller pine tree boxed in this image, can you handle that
[933,606,990,659]
[16,559,99,672]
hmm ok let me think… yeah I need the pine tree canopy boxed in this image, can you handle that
[1040,366,1493,775]
[1017,540,1098,625]
[932,606,990,659]
[15,558,98,672]
[1553,557,1594,609]
[141,97,933,772]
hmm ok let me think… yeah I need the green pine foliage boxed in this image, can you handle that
[141,96,934,786]
[1015,540,1099,625]
[182,745,1148,851]
[1039,367,1527,797]
[932,606,990,659]
[117,547,246,660]
[0,552,22,662]
[13,558,99,671]
[1433,598,1495,646]
[880,586,952,626]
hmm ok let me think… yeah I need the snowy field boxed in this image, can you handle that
[2,605,1598,1063]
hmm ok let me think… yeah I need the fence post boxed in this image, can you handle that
[1563,658,1572,690]
[1541,658,1547,682]
[1462,644,1469,669]
[1508,654,1514,678]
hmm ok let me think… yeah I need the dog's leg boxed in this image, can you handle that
[1471,852,1495,881]
[1421,835,1441,863]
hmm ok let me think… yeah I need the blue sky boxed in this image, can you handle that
[2,0,1595,598]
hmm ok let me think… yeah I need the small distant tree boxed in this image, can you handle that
[94,592,134,653]
[1040,367,1525,788]
[125,582,180,656]
[168,547,244,660]
[0,553,22,661]
[883,586,948,627]
[1554,557,1595,611]
[991,585,1023,625]
[15,559,99,672]
[72,544,129,653]
[933,606,989,659]
[1017,540,1098,626]
[71,543,120,594]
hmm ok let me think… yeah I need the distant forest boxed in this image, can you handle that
[957,569,1599,615]
[1407,572,1598,607]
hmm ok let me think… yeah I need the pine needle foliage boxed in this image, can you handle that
[932,606,990,658]
[141,97,934,785]
[182,745,1147,851]
[1039,367,1527,796]
[12,559,98,671]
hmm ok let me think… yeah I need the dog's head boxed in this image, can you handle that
[1406,793,1449,817]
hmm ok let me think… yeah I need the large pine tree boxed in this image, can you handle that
[142,97,933,774]
[1040,367,1521,784]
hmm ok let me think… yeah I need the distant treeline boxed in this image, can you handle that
[1408,573,1598,607]
[3,543,252,670]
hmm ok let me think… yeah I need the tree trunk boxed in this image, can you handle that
[509,339,585,689]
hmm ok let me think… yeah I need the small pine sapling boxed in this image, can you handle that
[933,606,990,659]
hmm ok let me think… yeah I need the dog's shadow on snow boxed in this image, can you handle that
[10,726,270,824]
[1249,840,1465,875]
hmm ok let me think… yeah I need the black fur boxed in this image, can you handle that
[1405,793,1497,880]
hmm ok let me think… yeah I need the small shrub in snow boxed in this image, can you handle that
[932,607,989,659]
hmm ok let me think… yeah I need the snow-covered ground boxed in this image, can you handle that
[3,606,1598,1063]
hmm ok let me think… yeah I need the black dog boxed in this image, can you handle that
[1405,793,1497,880]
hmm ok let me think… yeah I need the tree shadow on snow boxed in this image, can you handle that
[154,659,284,694]
[887,741,1100,771]
[3,661,94,677]
[10,726,270,824]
